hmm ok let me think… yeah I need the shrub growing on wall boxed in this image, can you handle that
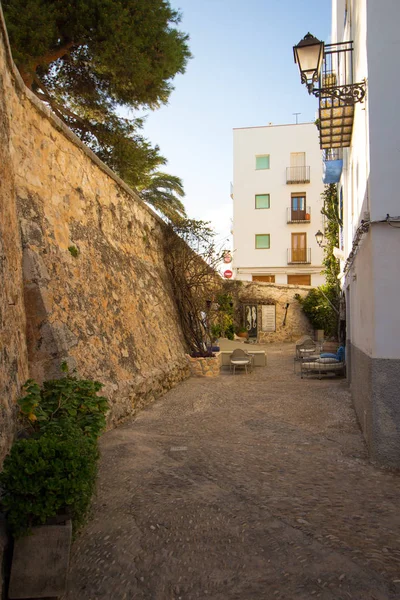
[0,364,108,537]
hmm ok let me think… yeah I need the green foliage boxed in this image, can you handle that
[297,285,338,338]
[321,184,341,287]
[0,367,109,537]
[138,171,186,224]
[68,245,79,258]
[18,371,108,440]
[211,294,234,341]
[3,0,191,218]
[0,429,98,537]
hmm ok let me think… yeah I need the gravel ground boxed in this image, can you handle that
[64,342,400,600]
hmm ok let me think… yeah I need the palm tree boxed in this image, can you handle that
[138,172,187,223]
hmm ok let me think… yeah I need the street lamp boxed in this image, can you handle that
[293,33,324,94]
[293,33,366,105]
[315,230,324,247]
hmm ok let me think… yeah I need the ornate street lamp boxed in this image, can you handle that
[293,34,366,105]
[293,33,324,94]
[315,230,324,247]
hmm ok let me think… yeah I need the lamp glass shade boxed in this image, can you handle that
[315,230,324,246]
[294,33,324,86]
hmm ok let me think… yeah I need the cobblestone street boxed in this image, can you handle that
[64,342,400,600]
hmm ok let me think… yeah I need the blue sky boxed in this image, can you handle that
[140,0,331,244]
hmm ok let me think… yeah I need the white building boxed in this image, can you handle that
[296,0,400,465]
[231,123,325,286]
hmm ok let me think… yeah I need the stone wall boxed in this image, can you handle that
[0,19,29,465]
[0,8,189,440]
[236,282,313,342]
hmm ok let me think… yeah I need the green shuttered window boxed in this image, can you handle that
[255,234,270,249]
[255,155,270,170]
[255,194,270,209]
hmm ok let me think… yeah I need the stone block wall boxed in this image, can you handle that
[0,20,29,465]
[0,8,189,443]
[236,282,313,342]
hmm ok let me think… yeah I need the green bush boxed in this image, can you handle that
[18,366,108,440]
[0,365,109,537]
[296,284,338,338]
[0,428,99,537]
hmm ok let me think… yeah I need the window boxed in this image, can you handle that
[252,275,275,283]
[255,234,270,249]
[256,155,270,170]
[287,274,311,286]
[255,194,270,209]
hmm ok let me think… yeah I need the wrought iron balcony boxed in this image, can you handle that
[286,166,310,184]
[287,248,311,264]
[323,148,343,184]
[287,206,311,223]
[318,42,363,149]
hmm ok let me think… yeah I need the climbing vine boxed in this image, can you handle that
[321,184,341,287]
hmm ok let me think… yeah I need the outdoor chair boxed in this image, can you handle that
[230,348,253,375]
[295,337,317,360]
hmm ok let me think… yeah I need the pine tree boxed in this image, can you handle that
[3,0,191,218]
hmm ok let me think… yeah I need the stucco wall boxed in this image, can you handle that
[0,9,189,437]
[232,122,325,285]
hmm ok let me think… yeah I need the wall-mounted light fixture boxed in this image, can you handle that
[315,230,325,247]
[293,33,366,105]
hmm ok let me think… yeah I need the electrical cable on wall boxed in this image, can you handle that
[344,214,400,274]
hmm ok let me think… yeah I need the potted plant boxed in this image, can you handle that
[235,326,249,339]
[0,364,108,599]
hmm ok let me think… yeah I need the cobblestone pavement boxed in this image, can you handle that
[64,342,400,600]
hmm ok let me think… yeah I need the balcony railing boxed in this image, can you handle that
[287,248,311,264]
[286,166,310,184]
[287,206,311,223]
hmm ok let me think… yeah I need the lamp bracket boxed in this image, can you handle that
[312,81,366,105]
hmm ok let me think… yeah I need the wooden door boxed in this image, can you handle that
[287,274,311,285]
[291,233,307,262]
[290,152,306,182]
[291,194,306,221]
[252,275,275,283]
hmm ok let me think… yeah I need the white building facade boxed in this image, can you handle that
[321,0,400,466]
[232,123,325,287]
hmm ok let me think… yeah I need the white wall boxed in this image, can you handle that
[232,123,325,283]
[336,0,400,361]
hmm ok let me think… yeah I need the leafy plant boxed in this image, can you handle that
[296,285,338,338]
[210,293,234,341]
[17,367,108,440]
[0,429,98,537]
[68,245,79,258]
[0,366,109,537]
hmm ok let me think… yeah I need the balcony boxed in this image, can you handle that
[322,149,343,184]
[287,248,311,264]
[287,206,311,223]
[286,166,310,184]
[317,42,361,149]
